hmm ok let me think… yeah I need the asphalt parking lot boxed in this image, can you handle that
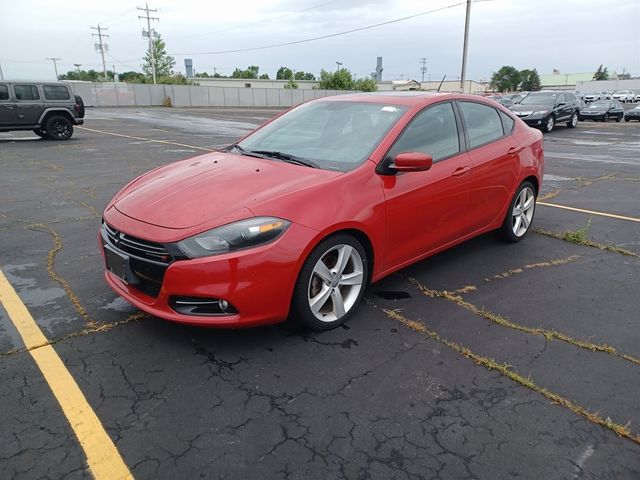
[1,106,639,479]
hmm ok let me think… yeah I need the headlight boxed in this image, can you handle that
[533,110,548,115]
[177,217,291,258]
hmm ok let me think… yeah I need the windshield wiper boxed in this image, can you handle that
[249,150,319,169]
[225,143,268,159]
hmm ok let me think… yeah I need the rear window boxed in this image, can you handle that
[459,102,505,148]
[0,84,8,100]
[14,85,40,101]
[43,85,71,100]
[499,111,515,134]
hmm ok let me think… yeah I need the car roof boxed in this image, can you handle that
[0,80,72,86]
[313,92,493,107]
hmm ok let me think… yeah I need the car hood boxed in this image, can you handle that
[510,104,552,112]
[113,152,341,229]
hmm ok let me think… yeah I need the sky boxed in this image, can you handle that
[1,0,639,82]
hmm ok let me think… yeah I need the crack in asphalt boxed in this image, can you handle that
[365,298,640,446]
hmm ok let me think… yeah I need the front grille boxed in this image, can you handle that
[103,222,172,264]
[102,222,172,298]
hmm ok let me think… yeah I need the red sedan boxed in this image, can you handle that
[101,93,543,330]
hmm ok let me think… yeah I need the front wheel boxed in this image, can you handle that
[291,234,368,331]
[601,114,608,123]
[499,181,537,243]
[543,116,555,133]
[44,115,73,140]
[616,114,622,122]
[567,112,578,128]
[625,117,630,122]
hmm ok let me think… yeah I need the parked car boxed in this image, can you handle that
[612,90,635,103]
[0,81,84,139]
[100,93,544,330]
[487,95,514,107]
[598,91,613,100]
[624,105,640,121]
[510,91,580,132]
[578,100,625,122]
[583,92,599,103]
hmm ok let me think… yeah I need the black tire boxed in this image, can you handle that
[567,112,578,128]
[499,181,537,243]
[616,114,622,122]
[543,116,555,133]
[33,128,48,138]
[44,115,73,140]
[625,117,630,122]
[601,114,608,123]
[290,234,368,331]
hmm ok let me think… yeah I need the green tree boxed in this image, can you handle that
[276,66,293,80]
[59,69,115,82]
[353,77,378,92]
[319,68,353,90]
[519,68,541,91]
[143,34,175,78]
[283,78,299,89]
[231,65,260,79]
[157,73,192,85]
[259,73,270,79]
[593,64,609,81]
[119,71,147,83]
[490,66,521,92]
[294,71,316,81]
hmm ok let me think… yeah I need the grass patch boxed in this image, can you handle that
[366,298,640,446]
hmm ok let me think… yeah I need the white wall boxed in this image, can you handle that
[66,82,359,108]
[576,79,640,93]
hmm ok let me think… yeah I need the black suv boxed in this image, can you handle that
[510,91,579,133]
[0,81,84,140]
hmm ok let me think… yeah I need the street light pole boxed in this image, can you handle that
[46,57,61,80]
[459,0,472,93]
[336,61,342,72]
[74,63,82,79]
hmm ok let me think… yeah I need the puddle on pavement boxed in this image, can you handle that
[374,290,412,300]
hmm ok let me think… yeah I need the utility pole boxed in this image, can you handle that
[138,3,159,84]
[459,0,472,93]
[74,63,82,79]
[420,57,427,83]
[46,57,61,80]
[91,25,109,80]
[336,61,342,72]
[0,61,4,81]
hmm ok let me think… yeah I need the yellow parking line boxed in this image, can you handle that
[0,269,133,480]
[538,202,640,223]
[78,126,214,152]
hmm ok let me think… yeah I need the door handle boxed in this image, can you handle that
[507,146,524,156]
[451,166,470,177]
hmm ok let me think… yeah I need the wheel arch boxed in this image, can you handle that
[38,108,75,126]
[523,175,539,195]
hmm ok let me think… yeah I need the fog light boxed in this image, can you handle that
[170,296,237,316]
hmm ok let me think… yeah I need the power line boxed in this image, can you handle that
[45,57,61,80]
[90,25,109,80]
[137,3,159,84]
[171,0,342,41]
[170,2,467,56]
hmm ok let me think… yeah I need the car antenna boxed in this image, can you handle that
[437,74,447,92]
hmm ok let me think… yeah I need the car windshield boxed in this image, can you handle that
[237,101,408,172]
[519,93,558,105]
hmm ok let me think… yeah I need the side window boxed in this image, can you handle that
[14,85,40,101]
[43,85,71,100]
[388,102,460,162]
[558,94,567,104]
[499,111,515,134]
[0,84,8,101]
[459,102,504,149]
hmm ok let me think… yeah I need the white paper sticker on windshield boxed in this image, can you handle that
[381,106,399,112]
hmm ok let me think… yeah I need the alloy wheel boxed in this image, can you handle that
[511,186,535,237]
[307,244,364,322]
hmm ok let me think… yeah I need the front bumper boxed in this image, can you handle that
[100,218,319,328]
[515,114,549,127]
